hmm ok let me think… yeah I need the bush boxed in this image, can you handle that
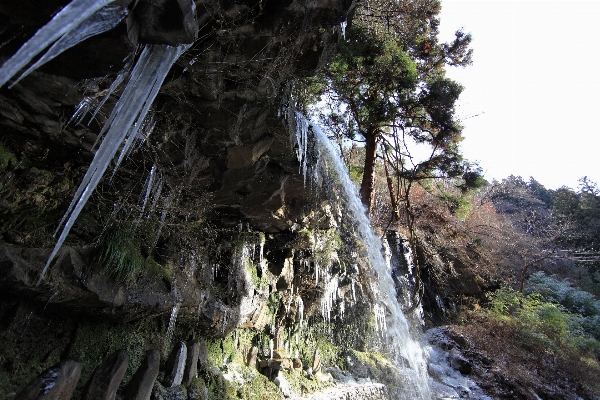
[487,287,600,357]
[525,272,600,341]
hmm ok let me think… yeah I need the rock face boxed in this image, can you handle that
[0,1,407,398]
[0,0,353,232]
[0,0,356,335]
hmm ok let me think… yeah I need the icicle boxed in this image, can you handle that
[340,20,348,40]
[374,303,387,333]
[259,236,265,265]
[292,111,310,185]
[89,52,135,129]
[148,179,164,214]
[38,44,190,285]
[10,4,128,86]
[152,191,174,251]
[111,116,156,177]
[139,165,157,220]
[0,0,116,88]
[67,96,95,127]
[296,296,304,330]
[320,275,339,323]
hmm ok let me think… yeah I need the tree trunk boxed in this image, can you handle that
[360,132,377,214]
[383,151,400,221]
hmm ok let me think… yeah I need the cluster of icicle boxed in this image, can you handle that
[0,0,195,284]
[286,108,431,399]
[320,275,340,323]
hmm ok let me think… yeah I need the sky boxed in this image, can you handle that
[438,1,600,190]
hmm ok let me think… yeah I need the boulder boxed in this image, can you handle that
[82,350,129,400]
[197,341,209,368]
[183,342,200,387]
[449,348,472,375]
[163,342,187,387]
[246,346,259,369]
[124,350,160,400]
[16,360,81,400]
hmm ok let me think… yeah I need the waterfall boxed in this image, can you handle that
[38,43,190,285]
[289,110,431,399]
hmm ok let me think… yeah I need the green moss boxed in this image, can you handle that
[236,368,281,399]
[282,370,333,396]
[0,141,17,172]
[205,338,225,367]
[192,369,237,399]
[266,292,282,326]
[0,304,74,398]
[67,318,162,395]
[345,349,406,391]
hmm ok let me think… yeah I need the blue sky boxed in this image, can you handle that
[439,1,600,190]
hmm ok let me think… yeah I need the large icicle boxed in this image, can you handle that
[38,44,190,285]
[9,4,128,86]
[0,0,116,88]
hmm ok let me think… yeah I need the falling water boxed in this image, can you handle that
[164,283,182,351]
[289,110,431,399]
[164,302,181,352]
[37,43,190,284]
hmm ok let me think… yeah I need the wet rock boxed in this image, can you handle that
[292,358,303,373]
[314,370,333,383]
[312,349,322,374]
[247,346,259,368]
[124,350,160,400]
[449,348,472,375]
[197,341,208,368]
[150,381,186,400]
[163,342,187,388]
[326,366,356,384]
[16,360,81,400]
[82,350,129,400]
[273,372,292,398]
[272,349,288,359]
[183,342,200,387]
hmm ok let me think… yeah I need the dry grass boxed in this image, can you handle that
[450,312,600,399]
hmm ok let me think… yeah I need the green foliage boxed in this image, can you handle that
[488,287,600,356]
[526,272,600,340]
[66,318,162,397]
[95,222,170,285]
[234,369,281,399]
[303,1,473,212]
[93,223,146,281]
[266,292,282,326]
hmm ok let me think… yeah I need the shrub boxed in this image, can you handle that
[487,287,600,357]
